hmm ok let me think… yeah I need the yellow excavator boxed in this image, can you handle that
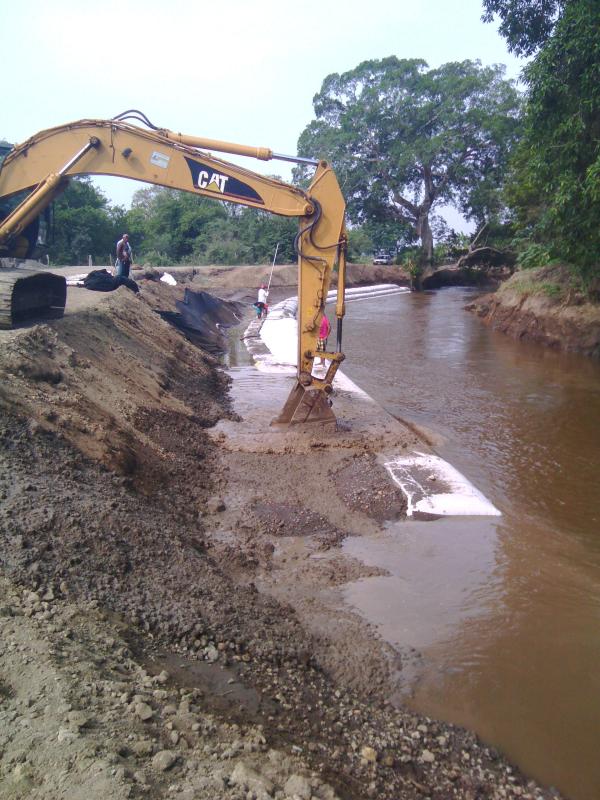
[0,111,347,426]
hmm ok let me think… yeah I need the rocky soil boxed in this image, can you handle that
[0,278,563,799]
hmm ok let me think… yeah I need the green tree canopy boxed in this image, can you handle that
[125,186,297,266]
[296,57,521,269]
[126,186,229,262]
[503,0,600,282]
[481,0,567,55]
[48,178,122,265]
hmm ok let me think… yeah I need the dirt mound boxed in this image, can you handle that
[133,262,408,293]
[0,287,311,662]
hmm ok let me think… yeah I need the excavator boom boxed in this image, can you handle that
[0,112,347,427]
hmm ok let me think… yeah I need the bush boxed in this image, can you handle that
[140,250,172,268]
[516,242,552,270]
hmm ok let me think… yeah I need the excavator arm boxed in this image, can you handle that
[0,112,347,426]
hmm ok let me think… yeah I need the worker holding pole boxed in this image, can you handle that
[254,243,279,319]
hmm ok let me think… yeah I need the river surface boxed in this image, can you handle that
[339,288,600,800]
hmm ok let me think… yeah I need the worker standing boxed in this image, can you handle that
[115,233,133,278]
[256,283,269,319]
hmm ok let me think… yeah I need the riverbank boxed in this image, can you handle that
[467,264,600,359]
[0,277,561,799]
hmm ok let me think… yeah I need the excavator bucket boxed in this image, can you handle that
[0,268,67,329]
[272,382,337,428]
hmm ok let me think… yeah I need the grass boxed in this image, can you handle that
[498,266,567,301]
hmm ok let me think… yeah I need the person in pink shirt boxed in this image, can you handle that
[315,313,331,366]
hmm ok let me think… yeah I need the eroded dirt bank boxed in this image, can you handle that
[0,282,561,799]
[467,266,600,359]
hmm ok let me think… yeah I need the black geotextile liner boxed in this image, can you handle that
[161,288,244,354]
[83,269,139,293]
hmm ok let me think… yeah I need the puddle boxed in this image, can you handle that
[146,651,274,721]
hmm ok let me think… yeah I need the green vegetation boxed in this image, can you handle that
[497,267,565,300]
[295,57,521,275]
[126,186,297,267]
[47,180,296,267]
[514,241,553,270]
[48,178,127,266]
[484,0,600,291]
[481,0,565,56]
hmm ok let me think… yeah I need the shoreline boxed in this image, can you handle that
[466,265,600,360]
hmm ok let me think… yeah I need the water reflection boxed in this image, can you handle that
[341,288,600,800]
[344,516,503,653]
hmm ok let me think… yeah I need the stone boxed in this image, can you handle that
[205,646,219,663]
[133,770,148,784]
[12,763,34,785]
[152,750,177,772]
[131,739,154,757]
[421,749,435,763]
[207,497,226,514]
[57,727,78,743]
[135,703,153,721]
[229,761,274,798]
[283,773,312,799]
[67,710,90,730]
[360,746,378,763]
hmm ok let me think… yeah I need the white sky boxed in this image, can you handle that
[1,0,523,222]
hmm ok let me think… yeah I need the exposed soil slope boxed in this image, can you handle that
[468,265,600,358]
[134,262,408,292]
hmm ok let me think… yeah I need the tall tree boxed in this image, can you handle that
[126,187,228,262]
[481,0,566,55]
[125,186,297,266]
[48,178,119,265]
[489,0,600,283]
[296,58,521,271]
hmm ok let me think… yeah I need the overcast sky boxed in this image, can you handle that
[1,0,523,215]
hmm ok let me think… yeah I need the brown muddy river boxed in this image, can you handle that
[340,288,600,800]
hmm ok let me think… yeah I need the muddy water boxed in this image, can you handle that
[340,288,600,800]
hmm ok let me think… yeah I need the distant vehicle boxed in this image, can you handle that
[373,250,393,265]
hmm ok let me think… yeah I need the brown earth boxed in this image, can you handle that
[0,274,561,799]
[467,265,600,359]
[132,262,409,293]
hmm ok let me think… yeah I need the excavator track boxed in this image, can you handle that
[0,265,66,329]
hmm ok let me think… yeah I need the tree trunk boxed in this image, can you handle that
[417,212,434,265]
[412,210,433,291]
